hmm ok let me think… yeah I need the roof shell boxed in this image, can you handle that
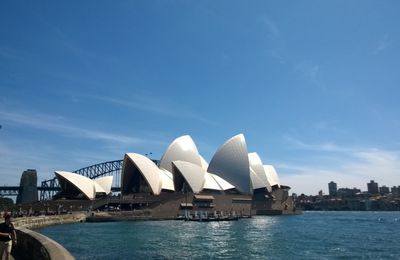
[94,176,113,194]
[263,165,280,187]
[209,174,235,191]
[199,155,209,171]
[207,134,250,192]
[55,171,96,200]
[159,168,175,191]
[203,173,222,190]
[248,152,272,192]
[159,135,202,173]
[123,153,162,195]
[250,168,266,191]
[172,161,205,193]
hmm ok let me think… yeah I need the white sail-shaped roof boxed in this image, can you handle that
[55,171,96,200]
[199,155,209,171]
[203,173,222,190]
[207,134,250,193]
[93,181,106,194]
[172,161,206,193]
[159,135,202,173]
[122,153,162,195]
[210,173,235,191]
[94,176,113,194]
[249,152,272,192]
[159,168,175,191]
[250,168,266,191]
[263,165,281,187]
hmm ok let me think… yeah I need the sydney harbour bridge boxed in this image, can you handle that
[0,159,124,201]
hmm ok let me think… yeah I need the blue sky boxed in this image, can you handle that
[1,1,399,195]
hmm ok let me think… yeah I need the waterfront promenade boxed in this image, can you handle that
[7,213,86,260]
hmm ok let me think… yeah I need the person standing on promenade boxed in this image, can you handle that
[0,213,17,260]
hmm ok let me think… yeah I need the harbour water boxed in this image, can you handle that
[39,211,400,259]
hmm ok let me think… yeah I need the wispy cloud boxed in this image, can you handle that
[373,34,390,55]
[0,135,127,185]
[260,15,280,38]
[0,109,169,185]
[259,15,287,64]
[279,137,400,194]
[90,95,214,124]
[0,110,163,145]
[29,10,121,71]
[284,135,350,153]
[0,45,26,61]
[259,15,326,88]
[294,61,326,89]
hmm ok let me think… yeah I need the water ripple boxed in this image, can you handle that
[38,212,400,259]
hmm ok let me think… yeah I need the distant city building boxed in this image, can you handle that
[328,181,337,197]
[391,186,400,195]
[337,188,361,198]
[379,186,390,195]
[367,180,379,195]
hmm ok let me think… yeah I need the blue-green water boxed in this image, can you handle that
[39,211,400,259]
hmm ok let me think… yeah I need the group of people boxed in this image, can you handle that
[0,213,16,260]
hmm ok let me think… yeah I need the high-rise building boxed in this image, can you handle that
[379,186,390,195]
[367,180,379,195]
[337,187,360,198]
[328,181,337,197]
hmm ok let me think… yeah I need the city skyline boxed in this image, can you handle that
[1,1,400,195]
[325,180,397,196]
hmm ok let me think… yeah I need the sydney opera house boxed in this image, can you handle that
[53,134,296,215]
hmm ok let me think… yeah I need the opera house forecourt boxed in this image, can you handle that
[52,134,298,218]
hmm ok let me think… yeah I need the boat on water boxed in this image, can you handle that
[176,210,249,222]
[185,215,239,222]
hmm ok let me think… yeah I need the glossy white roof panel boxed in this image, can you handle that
[159,135,202,172]
[93,181,106,193]
[210,174,235,191]
[250,168,266,191]
[203,173,222,191]
[207,134,250,192]
[159,168,175,191]
[94,176,113,194]
[263,165,280,187]
[199,155,209,171]
[55,171,96,200]
[249,152,272,192]
[124,153,162,195]
[172,161,205,193]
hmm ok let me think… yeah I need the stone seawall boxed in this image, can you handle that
[11,213,86,260]
[13,213,86,229]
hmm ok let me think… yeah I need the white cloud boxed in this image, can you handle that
[91,95,214,124]
[373,34,390,55]
[0,136,124,185]
[278,138,400,195]
[294,61,326,89]
[260,15,280,38]
[284,135,350,153]
[0,110,162,145]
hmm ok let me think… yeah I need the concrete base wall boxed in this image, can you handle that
[10,214,86,259]
[12,227,75,260]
